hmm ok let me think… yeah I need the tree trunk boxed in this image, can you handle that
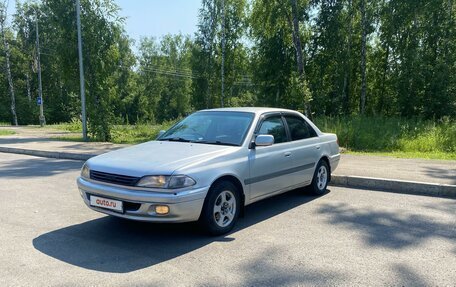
[220,0,226,108]
[342,0,353,114]
[26,70,32,103]
[379,45,389,112]
[0,11,18,126]
[360,0,367,114]
[289,0,311,117]
[290,0,305,77]
[206,0,217,109]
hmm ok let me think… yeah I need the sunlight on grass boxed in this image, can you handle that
[314,116,456,159]
[346,150,456,161]
[49,116,456,160]
[0,130,15,136]
[53,121,176,144]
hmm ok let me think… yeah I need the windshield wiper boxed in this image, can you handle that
[159,137,192,142]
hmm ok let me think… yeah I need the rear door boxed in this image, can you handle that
[283,114,321,186]
[247,114,294,200]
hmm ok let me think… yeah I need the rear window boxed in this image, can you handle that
[284,116,317,141]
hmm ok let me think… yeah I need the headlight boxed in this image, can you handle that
[81,164,90,179]
[137,175,169,188]
[168,175,196,189]
[137,175,196,189]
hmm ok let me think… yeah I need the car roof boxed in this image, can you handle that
[199,107,303,116]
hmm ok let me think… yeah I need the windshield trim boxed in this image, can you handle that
[157,111,256,147]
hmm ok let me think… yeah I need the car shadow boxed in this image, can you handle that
[33,188,324,273]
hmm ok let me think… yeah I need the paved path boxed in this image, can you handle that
[0,126,126,157]
[0,153,455,286]
[336,154,456,185]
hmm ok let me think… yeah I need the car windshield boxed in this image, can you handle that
[158,111,254,146]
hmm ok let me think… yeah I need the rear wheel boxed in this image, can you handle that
[200,181,240,235]
[308,160,329,195]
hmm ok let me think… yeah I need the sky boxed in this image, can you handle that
[115,0,200,46]
[5,0,201,51]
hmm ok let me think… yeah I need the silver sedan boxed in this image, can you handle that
[77,107,340,235]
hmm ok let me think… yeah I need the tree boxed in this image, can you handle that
[359,0,367,114]
[289,0,311,116]
[0,1,18,125]
[193,0,248,110]
[136,35,193,123]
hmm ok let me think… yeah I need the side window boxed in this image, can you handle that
[284,116,317,141]
[258,116,288,144]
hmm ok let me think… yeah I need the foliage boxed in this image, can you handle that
[315,116,456,154]
[56,120,177,144]
[0,0,454,142]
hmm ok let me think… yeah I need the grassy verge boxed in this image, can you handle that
[53,121,175,144]
[314,116,456,160]
[346,151,456,160]
[51,116,456,160]
[0,130,15,136]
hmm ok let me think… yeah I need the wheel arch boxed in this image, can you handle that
[208,174,246,216]
[319,155,331,182]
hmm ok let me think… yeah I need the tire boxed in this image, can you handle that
[199,181,240,236]
[308,160,329,195]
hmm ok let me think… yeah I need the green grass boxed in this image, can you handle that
[347,151,456,160]
[51,116,456,160]
[314,116,456,160]
[109,122,175,144]
[51,119,83,133]
[53,120,176,144]
[0,130,15,136]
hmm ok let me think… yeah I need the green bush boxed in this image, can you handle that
[314,116,456,154]
[52,118,83,133]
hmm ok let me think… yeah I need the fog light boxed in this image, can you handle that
[155,205,169,215]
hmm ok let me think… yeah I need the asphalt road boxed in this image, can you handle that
[0,153,455,286]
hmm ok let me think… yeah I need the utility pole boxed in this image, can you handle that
[220,0,225,108]
[35,9,45,126]
[76,0,87,141]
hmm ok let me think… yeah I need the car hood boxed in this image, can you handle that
[86,141,237,177]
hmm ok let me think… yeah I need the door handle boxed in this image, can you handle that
[316,146,321,150]
[284,152,292,157]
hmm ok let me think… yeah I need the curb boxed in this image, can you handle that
[0,146,94,161]
[1,146,455,199]
[331,175,456,198]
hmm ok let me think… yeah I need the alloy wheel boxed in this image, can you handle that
[317,165,328,190]
[213,190,236,227]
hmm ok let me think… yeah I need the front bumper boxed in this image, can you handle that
[77,177,208,223]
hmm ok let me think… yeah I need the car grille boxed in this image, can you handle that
[90,170,140,186]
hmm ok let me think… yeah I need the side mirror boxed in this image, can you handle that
[157,130,166,139]
[255,134,274,147]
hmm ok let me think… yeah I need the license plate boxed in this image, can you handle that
[90,195,123,212]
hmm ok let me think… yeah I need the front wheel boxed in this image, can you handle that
[199,181,240,235]
[308,160,329,195]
